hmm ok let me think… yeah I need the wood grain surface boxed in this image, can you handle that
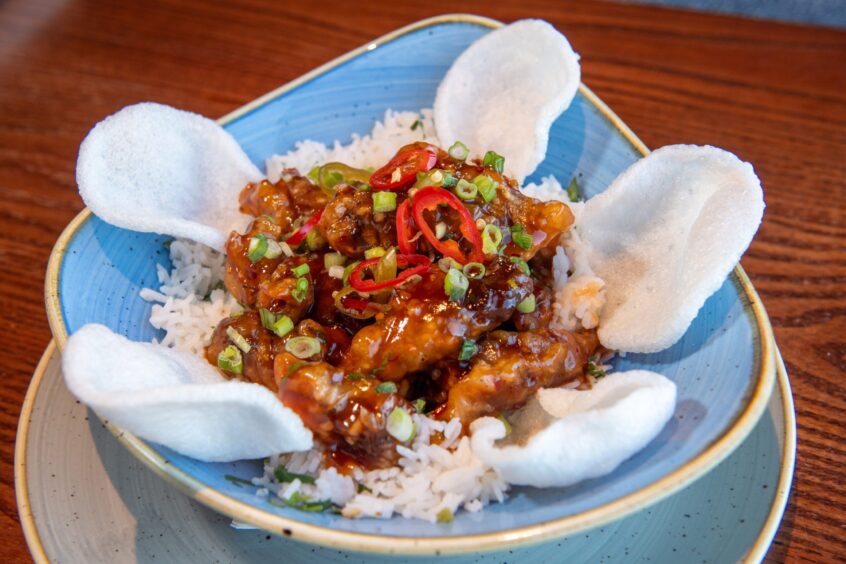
[1,0,843,561]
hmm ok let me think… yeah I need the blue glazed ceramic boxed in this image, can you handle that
[45,15,775,554]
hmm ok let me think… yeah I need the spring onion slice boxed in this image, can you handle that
[292,263,310,278]
[458,339,477,361]
[328,265,345,279]
[511,224,533,250]
[444,268,469,302]
[364,247,387,259]
[414,398,426,413]
[285,336,321,359]
[247,234,268,263]
[306,228,325,251]
[259,308,276,329]
[448,140,469,160]
[473,175,498,203]
[483,150,505,173]
[373,191,397,213]
[441,171,457,188]
[375,381,398,394]
[438,257,461,273]
[436,508,454,523]
[517,294,536,313]
[462,262,486,280]
[324,252,345,269]
[481,224,503,255]
[264,239,283,260]
[454,179,478,200]
[435,222,447,240]
[217,345,243,374]
[386,407,416,443]
[271,315,294,338]
[567,177,581,202]
[509,256,531,275]
[225,327,251,353]
[292,277,309,303]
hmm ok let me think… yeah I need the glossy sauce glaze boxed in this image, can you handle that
[206,144,600,469]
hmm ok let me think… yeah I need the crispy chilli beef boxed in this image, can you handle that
[206,143,601,469]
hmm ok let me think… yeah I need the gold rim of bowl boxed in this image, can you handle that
[39,13,780,555]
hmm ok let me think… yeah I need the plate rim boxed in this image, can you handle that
[40,13,778,555]
[16,340,794,562]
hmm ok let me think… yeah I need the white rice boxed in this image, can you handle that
[139,109,606,521]
[140,239,238,355]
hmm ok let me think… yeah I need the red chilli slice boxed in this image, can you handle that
[370,148,437,191]
[286,208,324,246]
[348,254,431,292]
[411,187,484,265]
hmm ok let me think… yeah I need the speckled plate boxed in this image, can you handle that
[15,342,794,562]
[42,14,777,554]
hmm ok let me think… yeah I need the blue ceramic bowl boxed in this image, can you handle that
[46,15,776,554]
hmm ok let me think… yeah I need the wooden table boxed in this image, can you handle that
[1,0,843,561]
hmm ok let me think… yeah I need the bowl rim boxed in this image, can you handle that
[43,13,777,555]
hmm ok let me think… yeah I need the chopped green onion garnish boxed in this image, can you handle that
[274,465,316,484]
[414,398,426,413]
[435,222,447,240]
[324,252,345,269]
[307,166,320,183]
[444,268,469,303]
[410,119,423,131]
[292,263,310,278]
[264,239,283,260]
[441,172,457,188]
[587,355,607,379]
[473,174,498,202]
[346,372,365,380]
[306,228,325,251]
[436,508,454,523]
[458,339,477,361]
[343,261,361,287]
[448,140,469,161]
[481,224,503,255]
[292,277,309,303]
[259,308,277,330]
[285,336,321,359]
[483,150,505,174]
[567,177,581,202]
[224,474,253,487]
[496,414,512,436]
[509,256,531,276]
[364,247,387,259]
[517,294,536,313]
[462,262,486,280]
[386,407,416,442]
[225,327,251,353]
[375,381,398,394]
[358,183,372,192]
[217,345,243,374]
[372,191,397,213]
[438,257,461,273]
[429,170,443,185]
[271,315,294,338]
[454,178,478,200]
[247,234,268,263]
[510,224,533,250]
